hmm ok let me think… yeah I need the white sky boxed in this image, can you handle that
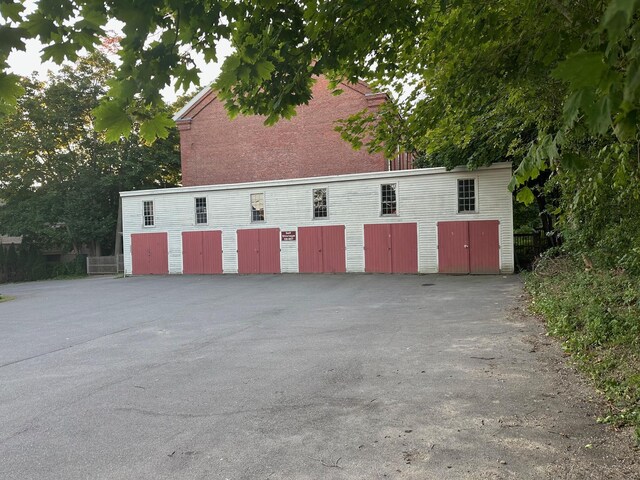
[5,3,231,103]
[7,39,232,103]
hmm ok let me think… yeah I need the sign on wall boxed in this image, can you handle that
[281,231,297,241]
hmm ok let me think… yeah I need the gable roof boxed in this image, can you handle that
[172,78,387,122]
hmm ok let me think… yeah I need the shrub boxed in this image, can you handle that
[527,255,640,442]
[0,246,87,284]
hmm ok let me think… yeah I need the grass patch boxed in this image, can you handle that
[0,295,16,303]
[526,255,640,443]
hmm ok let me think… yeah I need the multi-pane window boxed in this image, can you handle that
[251,193,265,222]
[143,200,154,226]
[458,179,476,212]
[195,197,207,224]
[313,188,327,218]
[381,184,397,215]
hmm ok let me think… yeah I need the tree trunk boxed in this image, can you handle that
[526,169,561,248]
[535,192,558,248]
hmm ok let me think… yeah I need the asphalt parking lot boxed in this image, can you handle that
[0,274,637,479]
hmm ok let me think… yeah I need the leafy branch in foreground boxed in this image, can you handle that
[1,0,640,193]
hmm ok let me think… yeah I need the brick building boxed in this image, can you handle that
[173,76,392,186]
[119,77,513,277]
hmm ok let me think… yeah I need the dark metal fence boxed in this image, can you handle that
[514,232,548,271]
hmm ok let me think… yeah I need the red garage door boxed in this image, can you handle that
[131,232,168,275]
[364,223,418,273]
[438,220,500,274]
[390,223,419,273]
[437,222,469,274]
[237,228,281,274]
[182,231,223,274]
[469,221,501,274]
[298,225,346,273]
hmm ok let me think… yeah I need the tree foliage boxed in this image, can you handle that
[553,142,640,273]
[0,1,637,181]
[2,0,640,265]
[0,1,426,139]
[0,53,180,254]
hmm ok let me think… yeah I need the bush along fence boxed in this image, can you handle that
[0,244,87,283]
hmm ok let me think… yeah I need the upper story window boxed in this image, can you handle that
[313,188,327,218]
[251,193,265,222]
[458,179,476,212]
[381,183,397,215]
[195,197,207,224]
[143,200,154,226]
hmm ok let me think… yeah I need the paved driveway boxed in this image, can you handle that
[0,275,637,479]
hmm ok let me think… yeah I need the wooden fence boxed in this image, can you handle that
[86,255,124,275]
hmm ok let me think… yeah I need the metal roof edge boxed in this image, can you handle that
[120,162,512,198]
[172,85,213,121]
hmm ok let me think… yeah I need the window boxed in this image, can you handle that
[458,179,476,212]
[251,193,265,222]
[143,200,154,226]
[195,197,207,224]
[381,184,397,215]
[313,188,327,218]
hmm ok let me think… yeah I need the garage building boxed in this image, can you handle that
[120,162,514,275]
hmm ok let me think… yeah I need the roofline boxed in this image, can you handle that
[172,85,212,121]
[120,162,512,198]
[172,77,387,122]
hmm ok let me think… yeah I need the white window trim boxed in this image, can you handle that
[250,192,266,223]
[195,196,208,225]
[380,182,398,217]
[456,177,479,214]
[142,200,155,228]
[312,187,329,220]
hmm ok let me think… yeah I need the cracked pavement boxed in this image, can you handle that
[0,274,638,479]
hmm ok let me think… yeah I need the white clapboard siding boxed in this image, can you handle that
[121,163,514,275]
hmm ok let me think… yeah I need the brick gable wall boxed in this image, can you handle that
[176,76,388,186]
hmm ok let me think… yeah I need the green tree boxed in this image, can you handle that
[0,0,637,161]
[5,243,17,281]
[0,53,181,254]
[0,244,5,282]
[2,0,640,264]
[551,143,640,273]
